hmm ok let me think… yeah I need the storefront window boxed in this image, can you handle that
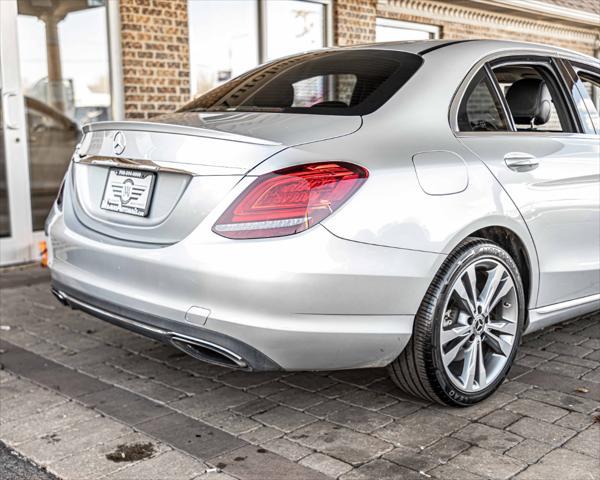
[376,18,439,41]
[18,3,111,125]
[17,0,112,231]
[265,0,326,61]
[188,0,259,97]
[188,0,329,97]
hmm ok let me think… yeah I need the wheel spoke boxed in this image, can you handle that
[484,331,513,357]
[465,265,478,308]
[453,266,478,315]
[460,339,478,390]
[476,336,487,388]
[442,334,471,367]
[487,320,516,335]
[440,324,471,346]
[480,265,512,314]
[488,280,514,313]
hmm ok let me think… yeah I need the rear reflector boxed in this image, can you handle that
[213,162,368,239]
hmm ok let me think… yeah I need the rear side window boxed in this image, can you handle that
[492,64,575,133]
[458,70,508,131]
[179,50,423,116]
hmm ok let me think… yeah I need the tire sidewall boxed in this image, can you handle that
[429,242,526,406]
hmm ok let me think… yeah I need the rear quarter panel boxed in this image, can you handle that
[250,49,540,308]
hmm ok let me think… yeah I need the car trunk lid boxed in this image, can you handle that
[80,112,361,172]
[70,113,361,244]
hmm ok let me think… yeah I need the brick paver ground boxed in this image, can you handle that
[1,266,599,479]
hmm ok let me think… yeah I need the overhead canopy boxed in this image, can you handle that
[17,0,99,19]
[17,0,104,112]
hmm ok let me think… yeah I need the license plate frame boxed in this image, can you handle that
[100,168,156,217]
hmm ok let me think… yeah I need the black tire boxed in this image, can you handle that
[388,237,525,406]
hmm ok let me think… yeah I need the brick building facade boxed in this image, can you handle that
[116,0,599,119]
[119,0,190,119]
[335,0,599,52]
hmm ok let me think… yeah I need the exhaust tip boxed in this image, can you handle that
[51,288,68,306]
[170,336,248,369]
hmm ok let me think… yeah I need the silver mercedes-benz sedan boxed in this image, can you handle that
[46,40,600,406]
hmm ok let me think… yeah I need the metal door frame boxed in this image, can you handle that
[0,0,34,266]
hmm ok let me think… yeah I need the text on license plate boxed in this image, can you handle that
[100,168,156,217]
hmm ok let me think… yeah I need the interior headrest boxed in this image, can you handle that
[252,83,295,108]
[506,78,552,126]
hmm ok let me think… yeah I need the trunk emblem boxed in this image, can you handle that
[113,131,126,155]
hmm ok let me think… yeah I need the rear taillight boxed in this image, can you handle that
[213,162,368,239]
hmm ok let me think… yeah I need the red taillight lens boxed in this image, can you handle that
[213,162,368,239]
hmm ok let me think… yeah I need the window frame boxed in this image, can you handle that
[566,60,600,135]
[451,51,594,137]
[488,56,582,134]
[375,18,440,41]
[260,0,333,63]
[571,61,600,104]
[456,65,511,132]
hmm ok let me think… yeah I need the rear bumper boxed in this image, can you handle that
[51,281,280,370]
[47,211,443,371]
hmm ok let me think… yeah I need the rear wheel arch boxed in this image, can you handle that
[443,219,539,312]
[467,225,534,325]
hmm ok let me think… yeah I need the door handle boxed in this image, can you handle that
[504,152,539,172]
[2,92,20,130]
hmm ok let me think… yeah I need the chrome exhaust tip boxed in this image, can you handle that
[170,335,248,369]
[51,288,68,306]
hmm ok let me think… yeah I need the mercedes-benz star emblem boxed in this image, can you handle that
[113,131,126,155]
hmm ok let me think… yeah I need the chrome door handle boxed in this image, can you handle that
[504,152,539,171]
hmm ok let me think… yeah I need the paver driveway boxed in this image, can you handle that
[1,266,599,480]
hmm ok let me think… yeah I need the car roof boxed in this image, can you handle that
[340,39,599,64]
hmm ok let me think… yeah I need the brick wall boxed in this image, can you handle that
[334,0,377,46]
[119,0,190,119]
[333,1,598,55]
[375,1,598,56]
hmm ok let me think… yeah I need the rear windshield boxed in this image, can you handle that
[179,50,423,116]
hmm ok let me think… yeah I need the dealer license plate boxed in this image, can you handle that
[100,168,156,217]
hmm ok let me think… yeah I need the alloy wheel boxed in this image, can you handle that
[439,258,519,393]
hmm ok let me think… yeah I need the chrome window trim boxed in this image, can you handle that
[449,48,600,135]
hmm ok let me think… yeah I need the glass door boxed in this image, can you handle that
[1,0,34,265]
[1,0,114,266]
[18,0,113,236]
